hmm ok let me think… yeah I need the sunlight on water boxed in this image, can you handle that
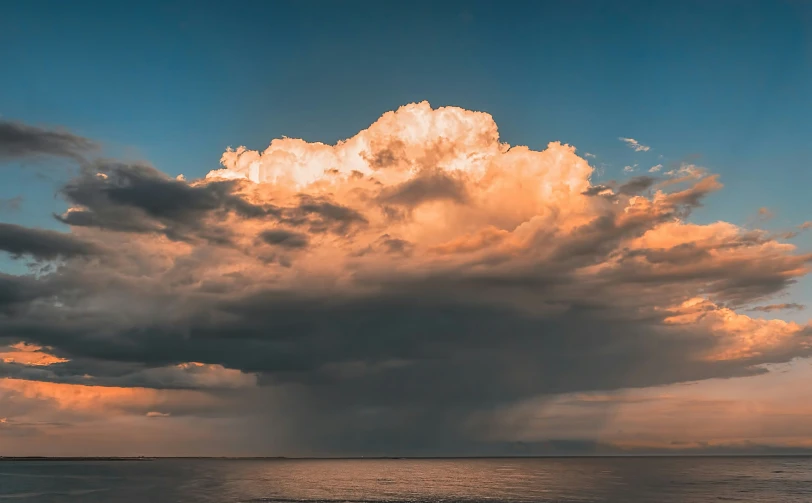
[1,457,811,502]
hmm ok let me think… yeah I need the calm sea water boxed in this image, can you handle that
[1,457,810,502]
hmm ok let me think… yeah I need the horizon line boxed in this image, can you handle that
[3,454,812,461]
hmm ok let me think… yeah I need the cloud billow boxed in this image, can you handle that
[1,102,811,455]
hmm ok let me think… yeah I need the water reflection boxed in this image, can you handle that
[1,457,810,502]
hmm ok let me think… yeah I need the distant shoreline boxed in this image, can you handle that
[2,454,812,461]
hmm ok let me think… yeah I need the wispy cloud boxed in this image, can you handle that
[757,207,775,220]
[584,152,596,158]
[748,303,805,313]
[648,164,662,173]
[619,137,651,152]
[0,196,22,212]
[623,164,638,173]
[0,120,97,163]
[665,164,705,178]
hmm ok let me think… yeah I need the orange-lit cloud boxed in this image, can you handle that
[0,342,68,366]
[663,297,807,360]
[1,102,811,455]
[0,378,216,414]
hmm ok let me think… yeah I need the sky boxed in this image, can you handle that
[1,0,812,456]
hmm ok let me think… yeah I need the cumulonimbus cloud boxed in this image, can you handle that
[1,102,811,455]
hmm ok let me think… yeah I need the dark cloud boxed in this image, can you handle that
[581,176,657,199]
[0,274,50,310]
[0,358,253,390]
[362,139,407,169]
[378,171,469,206]
[55,161,278,243]
[260,229,309,249]
[665,174,722,209]
[581,184,613,197]
[749,303,805,312]
[617,176,657,195]
[3,272,807,400]
[0,120,97,162]
[0,223,98,260]
[281,195,368,234]
[623,243,711,266]
[380,236,412,255]
[294,196,367,223]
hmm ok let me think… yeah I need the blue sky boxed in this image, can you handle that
[1,0,811,302]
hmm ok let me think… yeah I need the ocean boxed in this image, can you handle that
[1,457,810,502]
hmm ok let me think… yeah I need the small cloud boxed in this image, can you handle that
[618,176,656,195]
[584,152,596,159]
[146,411,171,418]
[664,164,704,178]
[260,229,309,249]
[748,303,805,313]
[10,342,42,352]
[648,164,663,173]
[773,231,798,240]
[747,208,776,228]
[619,137,651,152]
[134,362,258,390]
[623,164,638,173]
[0,341,69,366]
[799,221,812,230]
[0,196,23,212]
